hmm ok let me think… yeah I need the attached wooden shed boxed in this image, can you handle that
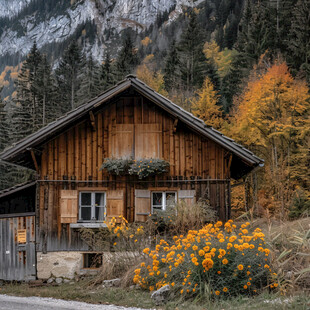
[0,181,36,281]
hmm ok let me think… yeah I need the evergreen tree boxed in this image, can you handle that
[163,40,181,91]
[100,51,115,91]
[0,88,7,151]
[78,55,102,102]
[33,54,59,126]
[56,41,84,111]
[115,34,138,81]
[178,12,207,92]
[289,0,310,83]
[14,42,42,137]
[237,0,276,63]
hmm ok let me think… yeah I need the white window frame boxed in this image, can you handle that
[79,191,106,222]
[151,191,177,213]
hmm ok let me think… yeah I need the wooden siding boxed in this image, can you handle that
[38,95,231,251]
[40,96,229,181]
[0,215,36,281]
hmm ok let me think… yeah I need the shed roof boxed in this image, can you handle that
[0,75,263,178]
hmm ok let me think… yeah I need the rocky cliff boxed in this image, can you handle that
[0,0,204,61]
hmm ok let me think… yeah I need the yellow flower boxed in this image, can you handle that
[223,287,228,292]
[192,245,198,251]
[215,290,220,295]
[141,262,145,267]
[180,289,184,294]
[143,248,150,254]
[198,250,205,256]
[219,238,225,243]
[238,264,244,271]
[171,282,175,287]
[222,258,228,265]
[264,264,270,269]
[244,285,248,289]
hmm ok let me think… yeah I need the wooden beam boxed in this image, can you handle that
[173,118,178,133]
[226,153,233,178]
[89,111,96,131]
[29,149,40,173]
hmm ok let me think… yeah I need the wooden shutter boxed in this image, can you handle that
[109,124,134,158]
[60,190,78,223]
[178,190,196,206]
[106,190,125,223]
[135,190,151,222]
[134,124,162,158]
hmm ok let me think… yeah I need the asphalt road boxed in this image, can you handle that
[0,295,149,310]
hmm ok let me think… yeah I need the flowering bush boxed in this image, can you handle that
[128,158,169,179]
[134,220,278,298]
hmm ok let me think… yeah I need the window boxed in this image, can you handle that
[83,253,102,269]
[152,192,176,212]
[79,192,106,222]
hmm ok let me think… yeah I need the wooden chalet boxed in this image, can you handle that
[0,75,263,280]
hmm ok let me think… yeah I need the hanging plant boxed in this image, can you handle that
[128,158,170,179]
[100,158,133,175]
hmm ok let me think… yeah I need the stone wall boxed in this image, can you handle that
[37,251,83,279]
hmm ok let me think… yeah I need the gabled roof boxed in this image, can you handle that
[0,75,263,177]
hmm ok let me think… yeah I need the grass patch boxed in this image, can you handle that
[0,279,154,309]
[0,280,309,309]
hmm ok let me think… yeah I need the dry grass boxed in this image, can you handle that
[237,217,310,294]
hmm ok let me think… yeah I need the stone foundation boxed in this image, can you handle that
[37,252,83,279]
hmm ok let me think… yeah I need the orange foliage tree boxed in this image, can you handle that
[136,55,167,97]
[191,77,223,129]
[229,61,310,217]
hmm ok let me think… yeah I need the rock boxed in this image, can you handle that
[55,277,63,284]
[47,278,54,284]
[63,279,70,283]
[151,285,170,305]
[102,278,121,288]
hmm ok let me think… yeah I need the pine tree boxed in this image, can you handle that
[0,88,7,152]
[78,55,102,103]
[289,0,310,83]
[14,42,42,139]
[178,12,207,92]
[115,34,138,81]
[100,51,115,91]
[163,40,181,91]
[33,54,59,126]
[56,41,84,111]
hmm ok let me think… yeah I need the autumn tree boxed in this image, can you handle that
[191,77,223,129]
[136,55,167,97]
[229,61,310,217]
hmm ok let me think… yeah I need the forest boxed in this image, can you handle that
[0,0,309,221]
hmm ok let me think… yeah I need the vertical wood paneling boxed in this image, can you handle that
[37,95,231,251]
[0,216,36,281]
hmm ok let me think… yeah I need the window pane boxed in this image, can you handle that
[95,206,105,221]
[81,206,91,221]
[95,193,105,206]
[152,193,162,206]
[81,193,91,206]
[166,192,176,206]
